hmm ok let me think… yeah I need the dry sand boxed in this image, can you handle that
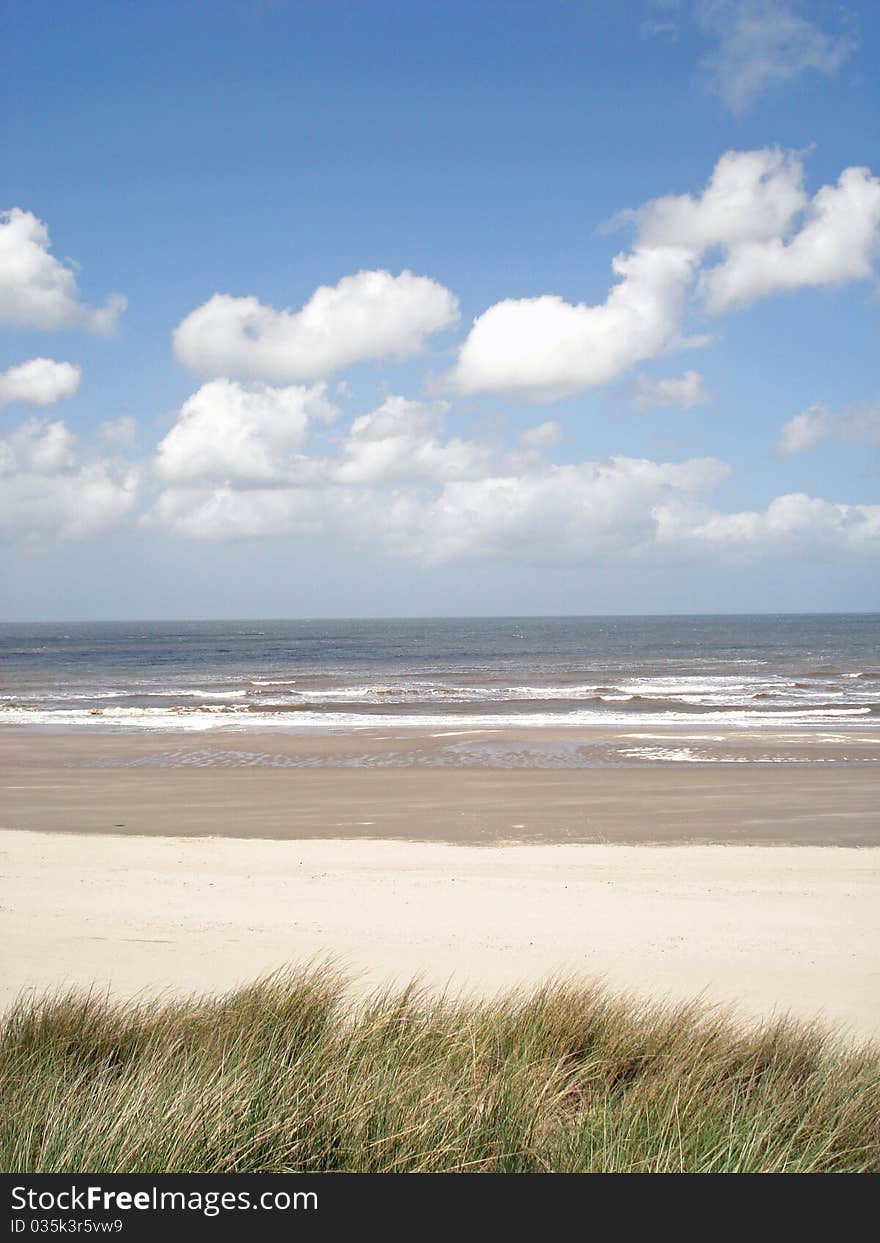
[2,829,878,1038]
[2,728,878,1038]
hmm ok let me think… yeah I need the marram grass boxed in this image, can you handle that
[2,966,878,1173]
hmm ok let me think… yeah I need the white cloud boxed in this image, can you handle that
[446,244,697,402]
[145,381,878,565]
[661,492,880,555]
[154,379,338,485]
[333,395,490,484]
[778,403,832,454]
[145,452,732,555]
[701,165,880,311]
[759,494,880,550]
[0,418,77,474]
[401,468,879,566]
[0,378,846,564]
[2,381,873,567]
[0,418,139,542]
[142,394,880,565]
[147,395,737,553]
[99,415,138,448]
[632,147,807,250]
[146,484,327,542]
[154,386,489,491]
[0,209,126,333]
[0,358,81,410]
[630,148,880,311]
[521,421,563,448]
[633,370,708,410]
[698,0,855,114]
[146,433,880,567]
[173,269,459,382]
[385,456,731,565]
[446,148,879,402]
[779,396,880,453]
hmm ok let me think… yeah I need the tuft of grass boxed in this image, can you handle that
[2,966,878,1173]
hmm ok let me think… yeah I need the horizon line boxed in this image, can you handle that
[1,610,878,626]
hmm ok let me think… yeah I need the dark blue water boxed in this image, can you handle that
[0,615,877,732]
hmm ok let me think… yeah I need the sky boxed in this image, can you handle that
[1,0,878,620]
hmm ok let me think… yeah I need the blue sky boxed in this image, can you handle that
[1,0,878,619]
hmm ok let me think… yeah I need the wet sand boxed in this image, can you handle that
[1,728,878,845]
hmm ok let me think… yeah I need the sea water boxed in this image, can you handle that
[1,614,877,735]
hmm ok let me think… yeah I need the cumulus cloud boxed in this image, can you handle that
[701,165,880,311]
[633,370,708,410]
[446,148,880,402]
[383,456,731,565]
[154,379,338,485]
[140,393,879,566]
[0,418,77,474]
[632,147,807,250]
[0,209,126,333]
[660,492,880,556]
[697,0,855,114]
[147,484,328,542]
[0,418,139,542]
[2,379,874,566]
[333,395,490,485]
[447,244,697,402]
[778,396,880,454]
[146,428,880,567]
[146,394,734,553]
[409,470,879,566]
[145,451,731,556]
[0,358,81,410]
[625,148,880,311]
[173,270,459,382]
[154,385,489,492]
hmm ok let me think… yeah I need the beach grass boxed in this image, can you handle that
[2,966,878,1173]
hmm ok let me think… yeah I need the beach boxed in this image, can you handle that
[2,727,879,1037]
[1,727,878,844]
[3,616,879,1042]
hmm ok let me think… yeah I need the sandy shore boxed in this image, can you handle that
[1,729,879,844]
[2,728,878,1038]
[2,828,879,1038]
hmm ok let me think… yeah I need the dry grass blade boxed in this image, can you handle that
[2,967,877,1173]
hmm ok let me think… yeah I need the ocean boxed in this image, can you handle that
[0,614,877,737]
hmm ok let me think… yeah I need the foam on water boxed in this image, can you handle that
[2,614,878,737]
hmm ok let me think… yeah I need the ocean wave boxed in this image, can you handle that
[0,701,875,733]
[234,676,878,707]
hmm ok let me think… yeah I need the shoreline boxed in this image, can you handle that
[2,727,878,846]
